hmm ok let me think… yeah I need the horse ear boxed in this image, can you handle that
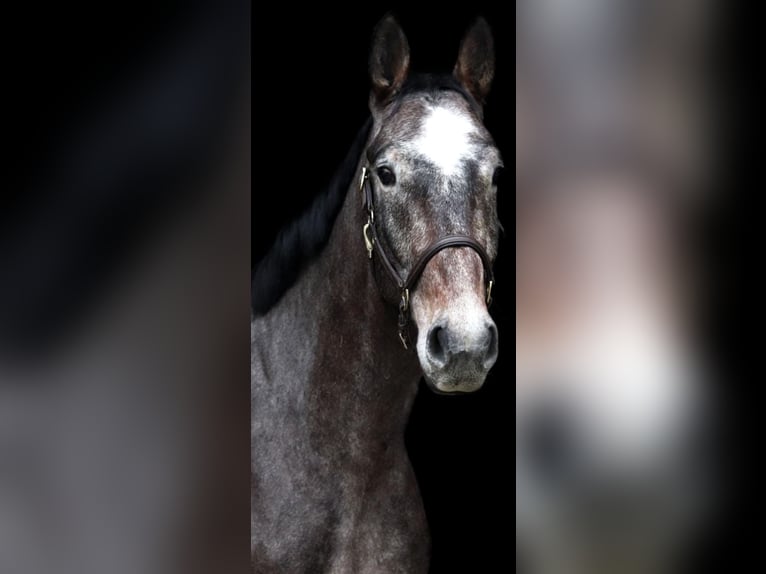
[454,17,495,105]
[369,15,410,105]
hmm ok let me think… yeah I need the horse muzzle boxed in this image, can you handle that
[418,314,498,394]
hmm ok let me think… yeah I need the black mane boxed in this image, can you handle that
[252,117,372,315]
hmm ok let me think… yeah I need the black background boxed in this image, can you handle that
[252,5,514,572]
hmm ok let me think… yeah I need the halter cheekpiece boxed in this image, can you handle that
[359,166,495,349]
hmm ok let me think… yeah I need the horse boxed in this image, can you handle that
[251,16,501,572]
[515,1,715,573]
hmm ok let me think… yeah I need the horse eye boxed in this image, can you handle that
[492,166,504,187]
[377,166,396,186]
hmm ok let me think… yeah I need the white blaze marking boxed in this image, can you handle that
[413,106,476,176]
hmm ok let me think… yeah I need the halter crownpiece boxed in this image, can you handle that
[359,166,495,349]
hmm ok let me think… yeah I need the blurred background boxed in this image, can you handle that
[516,1,759,573]
[0,1,250,573]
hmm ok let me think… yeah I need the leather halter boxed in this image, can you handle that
[359,166,495,349]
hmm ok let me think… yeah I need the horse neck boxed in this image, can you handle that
[300,167,422,446]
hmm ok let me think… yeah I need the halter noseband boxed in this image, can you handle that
[359,166,495,349]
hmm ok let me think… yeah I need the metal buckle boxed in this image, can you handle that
[486,280,494,306]
[363,221,374,259]
[399,288,409,313]
[359,166,367,191]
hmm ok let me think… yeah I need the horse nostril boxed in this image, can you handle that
[426,321,498,371]
[427,324,449,367]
